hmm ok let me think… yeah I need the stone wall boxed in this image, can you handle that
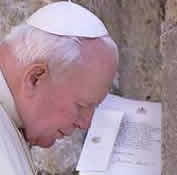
[0,0,175,175]
[161,0,177,175]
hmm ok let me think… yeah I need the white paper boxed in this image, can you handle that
[77,109,124,172]
[78,94,161,175]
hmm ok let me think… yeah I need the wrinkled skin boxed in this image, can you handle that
[1,38,118,148]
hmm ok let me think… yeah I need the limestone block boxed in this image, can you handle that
[166,0,177,22]
[117,0,162,101]
[161,18,177,175]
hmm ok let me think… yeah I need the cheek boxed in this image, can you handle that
[47,101,80,129]
[39,89,80,127]
[21,101,56,138]
[21,92,80,137]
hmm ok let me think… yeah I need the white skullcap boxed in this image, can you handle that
[26,1,108,38]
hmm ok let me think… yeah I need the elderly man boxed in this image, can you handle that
[0,1,118,174]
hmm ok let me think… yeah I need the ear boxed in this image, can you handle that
[23,63,49,97]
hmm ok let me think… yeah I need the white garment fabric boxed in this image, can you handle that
[0,70,37,175]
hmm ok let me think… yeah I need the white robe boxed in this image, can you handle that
[0,70,37,175]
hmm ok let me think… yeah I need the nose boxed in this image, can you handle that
[78,117,92,129]
[76,109,95,129]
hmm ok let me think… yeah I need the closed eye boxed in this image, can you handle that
[76,102,88,109]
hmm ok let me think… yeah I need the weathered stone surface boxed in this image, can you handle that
[166,0,177,22]
[116,0,162,101]
[161,0,177,173]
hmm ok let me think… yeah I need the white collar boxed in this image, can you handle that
[0,69,22,127]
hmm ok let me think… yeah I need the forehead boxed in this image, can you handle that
[60,38,118,104]
[80,37,117,65]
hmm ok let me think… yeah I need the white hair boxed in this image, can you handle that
[2,24,118,73]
